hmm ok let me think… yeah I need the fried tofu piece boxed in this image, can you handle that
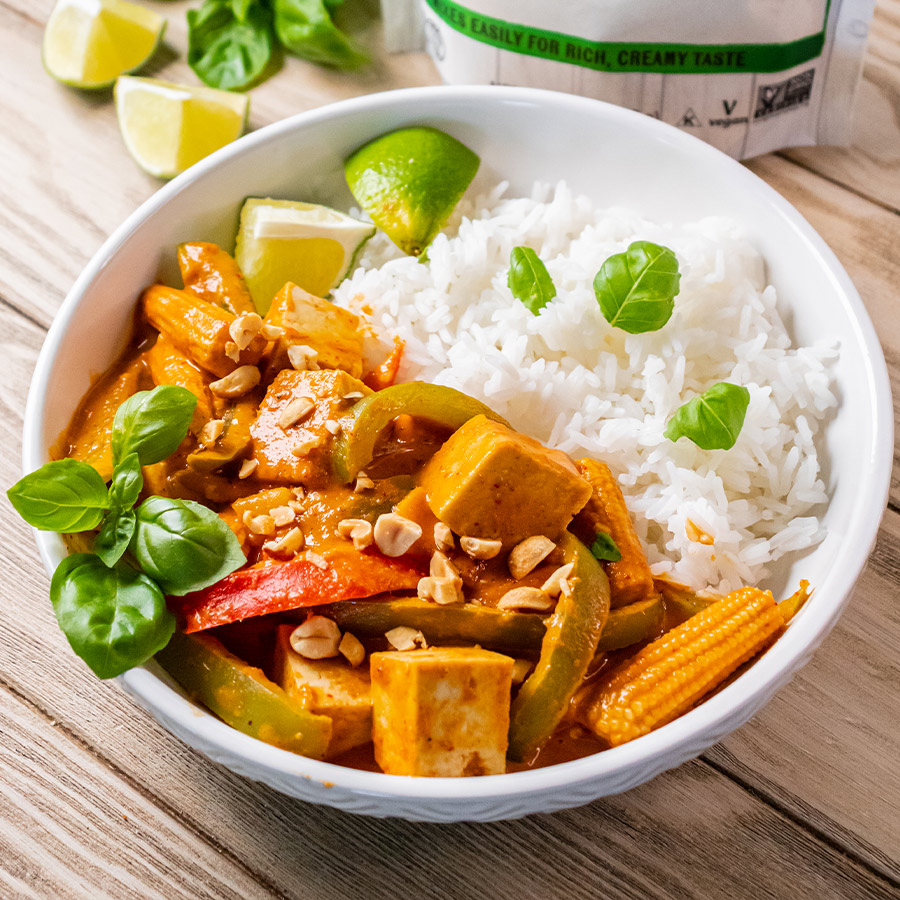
[571,458,657,608]
[420,415,592,549]
[370,647,513,777]
[273,626,372,759]
[249,369,371,487]
[262,283,364,379]
[142,284,266,378]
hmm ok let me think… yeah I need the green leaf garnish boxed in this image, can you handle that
[590,531,622,562]
[50,554,175,680]
[187,0,275,91]
[508,246,556,315]
[7,459,108,532]
[273,0,369,69]
[593,241,681,333]
[665,382,751,450]
[130,496,246,596]
[111,385,197,467]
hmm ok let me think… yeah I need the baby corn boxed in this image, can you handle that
[581,586,785,747]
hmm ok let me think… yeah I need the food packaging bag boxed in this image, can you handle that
[419,0,876,158]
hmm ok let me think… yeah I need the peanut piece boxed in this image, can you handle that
[373,514,422,557]
[287,344,319,371]
[508,535,556,579]
[385,626,427,651]
[278,396,315,430]
[210,365,260,398]
[460,535,503,560]
[433,522,455,553]
[497,586,553,611]
[339,632,366,667]
[290,616,341,659]
[338,518,374,551]
[229,312,263,351]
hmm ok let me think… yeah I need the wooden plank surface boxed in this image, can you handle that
[1,0,899,897]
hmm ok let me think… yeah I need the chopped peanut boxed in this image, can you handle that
[287,344,319,371]
[509,535,555,579]
[270,505,296,527]
[498,586,553,611]
[417,575,464,605]
[229,312,264,351]
[338,518,374,551]
[374,514,423,557]
[339,632,366,668]
[385,626,428,651]
[290,616,341,659]
[237,458,258,479]
[277,396,316,430]
[263,526,305,556]
[541,562,576,598]
[354,471,374,493]
[460,535,503,560]
[434,522,455,553]
[209,365,260,398]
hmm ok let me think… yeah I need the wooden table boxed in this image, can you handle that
[2,1,899,897]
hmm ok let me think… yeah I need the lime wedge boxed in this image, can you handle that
[43,0,166,90]
[344,126,479,257]
[114,76,248,180]
[234,199,376,314]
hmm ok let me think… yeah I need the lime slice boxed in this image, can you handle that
[344,126,480,257]
[234,199,376,313]
[43,0,166,90]
[114,76,248,180]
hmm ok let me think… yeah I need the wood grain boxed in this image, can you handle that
[1,0,899,896]
[0,685,281,900]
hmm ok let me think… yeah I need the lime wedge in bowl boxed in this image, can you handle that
[234,199,376,313]
[43,0,166,90]
[344,126,479,256]
[114,76,248,180]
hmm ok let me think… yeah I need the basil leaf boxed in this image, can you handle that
[273,0,369,69]
[130,496,245,595]
[593,241,681,334]
[590,531,622,562]
[187,0,274,91]
[111,385,197,467]
[50,554,175,679]
[508,246,556,315]
[7,459,108,532]
[94,509,137,567]
[664,382,751,450]
[110,452,143,510]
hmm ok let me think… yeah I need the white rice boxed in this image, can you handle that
[332,181,837,593]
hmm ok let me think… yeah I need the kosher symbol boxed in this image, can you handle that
[677,108,701,127]
[723,99,738,114]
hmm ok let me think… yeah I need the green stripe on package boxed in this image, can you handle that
[421,0,875,159]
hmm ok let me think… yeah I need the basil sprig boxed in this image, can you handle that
[132,496,247,596]
[665,382,751,450]
[508,246,556,315]
[8,459,109,532]
[594,241,681,334]
[187,0,275,92]
[187,0,367,92]
[590,531,622,562]
[112,385,198,467]
[51,555,175,681]
[7,385,245,679]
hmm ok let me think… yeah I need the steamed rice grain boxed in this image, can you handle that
[332,181,837,593]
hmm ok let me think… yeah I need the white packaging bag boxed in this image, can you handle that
[420,0,875,158]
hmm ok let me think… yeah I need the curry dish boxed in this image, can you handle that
[56,241,807,776]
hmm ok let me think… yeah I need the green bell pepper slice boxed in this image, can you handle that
[156,631,332,759]
[332,382,509,483]
[507,533,611,763]
[317,593,660,655]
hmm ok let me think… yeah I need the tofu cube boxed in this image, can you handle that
[370,647,514,777]
[420,415,592,548]
[273,626,372,759]
[263,283,365,379]
[249,369,371,487]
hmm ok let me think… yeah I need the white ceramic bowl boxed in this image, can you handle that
[23,86,892,822]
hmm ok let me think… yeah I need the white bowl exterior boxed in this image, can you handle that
[23,86,893,822]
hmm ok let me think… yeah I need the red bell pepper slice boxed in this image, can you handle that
[171,546,423,633]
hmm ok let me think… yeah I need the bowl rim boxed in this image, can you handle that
[22,84,894,804]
